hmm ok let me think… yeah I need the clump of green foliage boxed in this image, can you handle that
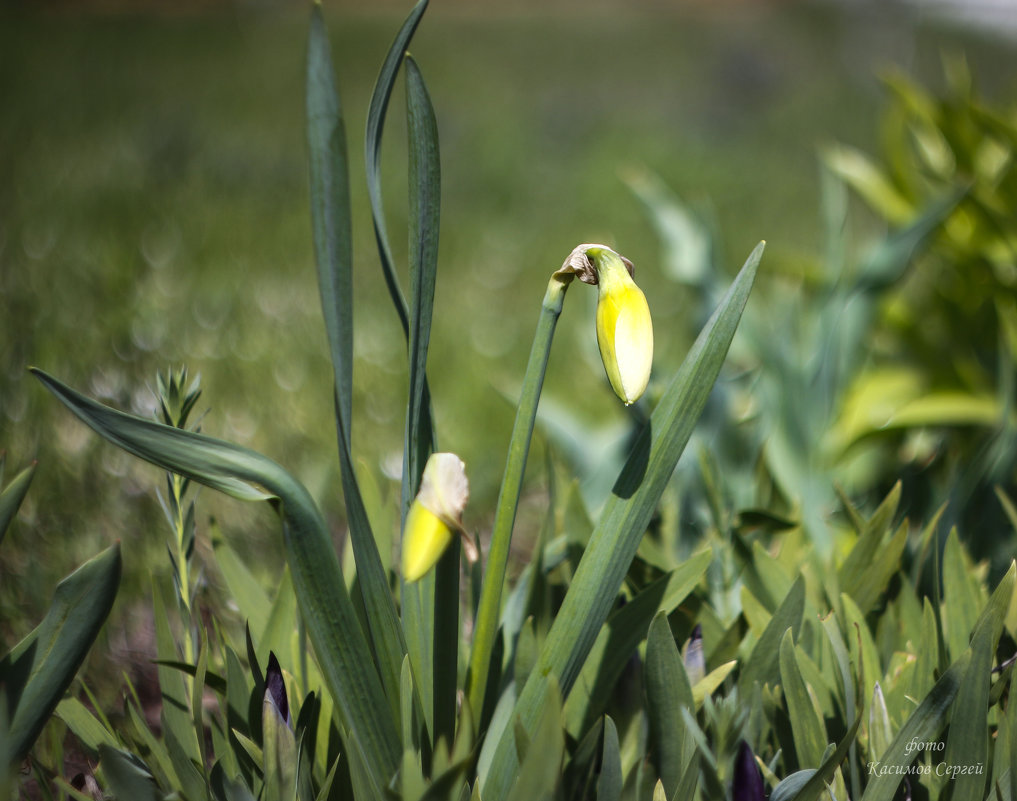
[825,57,1017,559]
[0,455,121,794]
[6,3,1017,801]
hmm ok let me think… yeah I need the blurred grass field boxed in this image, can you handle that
[2,0,1016,684]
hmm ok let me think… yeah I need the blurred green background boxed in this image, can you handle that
[2,0,1016,688]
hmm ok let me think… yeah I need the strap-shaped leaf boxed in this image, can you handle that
[645,612,695,798]
[2,543,120,762]
[482,242,763,801]
[31,369,400,792]
[398,51,447,750]
[307,1,406,724]
[403,53,440,503]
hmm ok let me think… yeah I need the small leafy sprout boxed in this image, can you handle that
[401,452,470,582]
[559,243,653,405]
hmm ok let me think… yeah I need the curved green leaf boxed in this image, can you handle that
[31,369,399,792]
[365,0,428,335]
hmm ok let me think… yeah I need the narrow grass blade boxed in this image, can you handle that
[483,243,763,801]
[307,1,406,722]
[859,650,970,801]
[31,370,400,792]
[0,460,35,544]
[2,543,120,762]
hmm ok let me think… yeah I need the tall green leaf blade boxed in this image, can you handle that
[307,0,406,724]
[402,52,440,506]
[31,370,399,792]
[307,2,353,432]
[365,0,428,335]
[483,242,763,801]
[402,52,449,749]
[0,460,35,544]
[2,543,120,761]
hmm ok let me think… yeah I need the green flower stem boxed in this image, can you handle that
[467,273,571,723]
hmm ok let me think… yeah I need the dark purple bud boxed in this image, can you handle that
[732,740,766,801]
[265,651,291,727]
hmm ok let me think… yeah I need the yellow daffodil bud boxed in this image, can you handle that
[401,452,469,582]
[559,244,653,405]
